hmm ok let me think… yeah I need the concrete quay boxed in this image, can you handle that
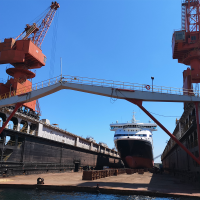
[0,171,199,198]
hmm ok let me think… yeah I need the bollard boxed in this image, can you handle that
[37,177,44,184]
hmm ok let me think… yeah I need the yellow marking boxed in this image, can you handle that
[0,179,14,182]
[3,94,7,99]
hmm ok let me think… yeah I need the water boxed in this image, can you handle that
[0,189,196,200]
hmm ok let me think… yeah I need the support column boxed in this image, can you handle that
[127,99,200,165]
[195,102,200,158]
[75,137,79,147]
[0,103,23,135]
[98,146,100,153]
[17,122,20,132]
[27,123,31,134]
[90,142,93,151]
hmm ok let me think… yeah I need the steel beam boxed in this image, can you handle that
[0,103,23,135]
[2,81,200,109]
[127,99,200,165]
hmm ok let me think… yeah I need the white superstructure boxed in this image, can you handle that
[110,113,157,147]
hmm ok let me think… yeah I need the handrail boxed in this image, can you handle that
[0,75,199,101]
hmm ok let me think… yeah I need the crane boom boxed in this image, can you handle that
[0,1,60,113]
[14,1,60,48]
[34,2,60,48]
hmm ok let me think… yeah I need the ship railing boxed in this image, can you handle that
[0,75,200,102]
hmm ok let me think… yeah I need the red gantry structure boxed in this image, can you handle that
[172,0,200,94]
[172,0,200,163]
[0,1,59,112]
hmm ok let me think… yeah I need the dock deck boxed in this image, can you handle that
[0,171,199,198]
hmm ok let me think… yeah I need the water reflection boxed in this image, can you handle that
[0,189,195,200]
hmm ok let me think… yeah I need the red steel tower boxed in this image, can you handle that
[172,0,200,94]
[0,1,59,112]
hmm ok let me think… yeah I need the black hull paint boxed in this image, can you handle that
[116,139,153,168]
[0,129,122,176]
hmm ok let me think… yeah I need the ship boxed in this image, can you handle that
[110,113,157,169]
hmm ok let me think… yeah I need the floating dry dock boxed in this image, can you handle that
[0,171,199,198]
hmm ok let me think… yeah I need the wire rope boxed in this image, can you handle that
[116,89,181,118]
[49,10,59,78]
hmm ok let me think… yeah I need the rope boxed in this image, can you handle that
[110,88,118,104]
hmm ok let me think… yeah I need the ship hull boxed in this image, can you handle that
[115,139,153,169]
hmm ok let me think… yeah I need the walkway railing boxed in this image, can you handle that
[0,75,199,101]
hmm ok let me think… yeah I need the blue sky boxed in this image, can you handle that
[1,0,184,163]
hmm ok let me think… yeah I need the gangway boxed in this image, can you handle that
[0,75,200,108]
[0,74,200,166]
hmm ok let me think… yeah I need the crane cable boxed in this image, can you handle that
[14,7,50,41]
[49,10,59,78]
[28,6,50,27]
[154,154,162,160]
[115,90,181,118]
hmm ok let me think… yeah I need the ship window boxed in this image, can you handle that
[149,135,152,137]
[143,134,147,137]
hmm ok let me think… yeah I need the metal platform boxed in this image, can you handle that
[0,75,200,108]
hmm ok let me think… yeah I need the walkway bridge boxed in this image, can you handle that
[0,75,200,108]
[1,74,200,166]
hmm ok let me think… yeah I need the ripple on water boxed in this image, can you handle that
[0,188,196,200]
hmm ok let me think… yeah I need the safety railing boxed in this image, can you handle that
[0,75,200,102]
[62,75,200,96]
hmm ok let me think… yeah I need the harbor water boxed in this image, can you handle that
[0,189,197,200]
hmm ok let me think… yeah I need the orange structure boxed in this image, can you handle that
[172,0,200,94]
[172,0,200,161]
[0,1,60,112]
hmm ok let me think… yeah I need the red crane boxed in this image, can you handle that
[172,0,200,162]
[0,1,60,112]
[172,0,200,94]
